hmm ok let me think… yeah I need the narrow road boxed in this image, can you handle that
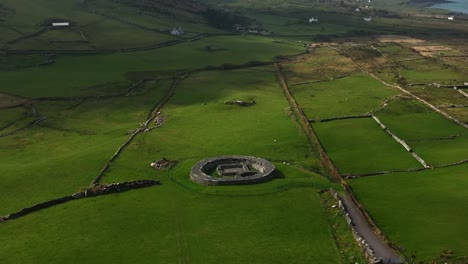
[341,194,401,262]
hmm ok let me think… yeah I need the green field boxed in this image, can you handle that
[2,0,468,262]
[0,183,342,264]
[0,36,305,97]
[313,118,422,174]
[291,74,397,120]
[0,68,351,263]
[374,98,467,141]
[349,163,468,263]
[0,80,172,215]
[101,68,321,184]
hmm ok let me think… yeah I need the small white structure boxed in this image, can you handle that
[170,27,184,36]
[355,8,361,12]
[309,17,319,23]
[448,16,455,20]
[52,22,70,27]
[364,17,372,22]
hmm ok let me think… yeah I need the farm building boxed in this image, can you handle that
[448,16,455,20]
[309,17,319,23]
[364,17,372,22]
[52,22,70,27]
[170,27,184,36]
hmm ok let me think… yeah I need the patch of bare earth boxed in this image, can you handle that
[0,93,27,108]
[378,35,426,45]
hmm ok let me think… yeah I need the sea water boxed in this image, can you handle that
[430,0,468,14]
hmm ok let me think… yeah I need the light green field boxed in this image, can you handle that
[102,68,321,184]
[349,163,468,263]
[313,118,422,174]
[0,183,341,264]
[291,74,397,120]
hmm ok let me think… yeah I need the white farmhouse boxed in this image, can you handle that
[364,17,372,22]
[170,27,184,36]
[52,22,70,27]
[309,17,319,23]
[448,16,455,20]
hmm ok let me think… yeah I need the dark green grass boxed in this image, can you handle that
[412,135,468,165]
[291,74,397,120]
[0,178,342,264]
[375,97,467,141]
[0,35,305,97]
[81,18,177,49]
[0,108,27,129]
[349,163,468,263]
[313,118,422,174]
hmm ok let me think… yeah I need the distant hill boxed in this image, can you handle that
[114,0,206,22]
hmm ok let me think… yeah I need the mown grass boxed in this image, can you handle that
[313,118,422,174]
[349,163,468,263]
[291,74,397,120]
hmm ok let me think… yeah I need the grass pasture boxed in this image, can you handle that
[400,59,465,84]
[101,68,322,184]
[0,68,349,264]
[282,46,358,85]
[0,35,305,98]
[0,80,173,215]
[0,182,342,264]
[2,0,468,262]
[290,74,397,120]
[411,135,468,166]
[349,163,468,263]
[313,118,422,174]
[374,97,467,141]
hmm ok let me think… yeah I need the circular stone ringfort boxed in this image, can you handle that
[190,156,276,186]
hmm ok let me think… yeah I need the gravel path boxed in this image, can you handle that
[341,194,401,262]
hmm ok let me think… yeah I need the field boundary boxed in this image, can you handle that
[328,45,468,129]
[275,63,401,263]
[371,115,430,168]
[91,77,180,184]
[0,180,160,224]
[342,159,468,179]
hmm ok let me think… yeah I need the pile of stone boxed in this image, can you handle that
[150,158,177,170]
[330,189,384,264]
[224,100,256,107]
